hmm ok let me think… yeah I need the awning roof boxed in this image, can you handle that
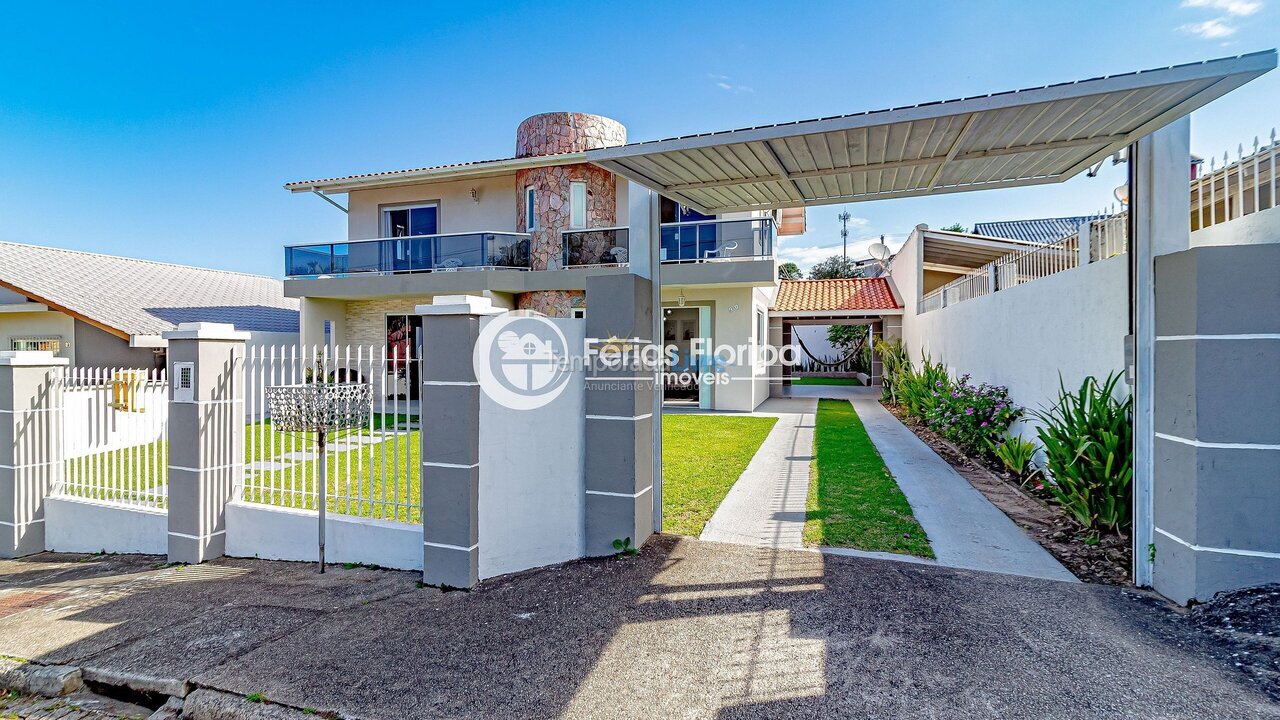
[587,52,1276,214]
[919,229,1052,270]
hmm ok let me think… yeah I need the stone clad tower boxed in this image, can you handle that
[514,112,626,316]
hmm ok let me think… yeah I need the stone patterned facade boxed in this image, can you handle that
[515,112,626,159]
[514,113,625,317]
[517,290,584,316]
[344,298,432,349]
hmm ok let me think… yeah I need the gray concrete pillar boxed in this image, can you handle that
[584,274,655,555]
[1152,244,1280,604]
[0,351,67,558]
[1132,117,1192,588]
[164,323,248,564]
[418,296,501,588]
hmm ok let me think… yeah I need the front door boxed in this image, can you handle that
[386,314,424,400]
[662,306,711,408]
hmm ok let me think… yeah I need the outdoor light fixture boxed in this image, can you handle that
[677,293,686,307]
[266,380,372,573]
[469,188,479,202]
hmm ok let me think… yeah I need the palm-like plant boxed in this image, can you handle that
[1034,373,1133,534]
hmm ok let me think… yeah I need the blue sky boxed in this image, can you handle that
[1,0,1276,275]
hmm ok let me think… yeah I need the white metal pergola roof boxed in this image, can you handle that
[587,52,1276,214]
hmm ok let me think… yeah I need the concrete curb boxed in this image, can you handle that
[82,665,192,700]
[182,688,343,719]
[0,657,83,696]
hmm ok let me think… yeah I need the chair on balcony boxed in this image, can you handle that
[702,240,739,260]
[437,258,465,271]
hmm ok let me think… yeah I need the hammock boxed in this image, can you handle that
[794,331,865,369]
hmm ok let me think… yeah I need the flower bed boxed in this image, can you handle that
[875,339,1135,584]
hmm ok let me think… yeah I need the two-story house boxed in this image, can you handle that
[283,112,805,412]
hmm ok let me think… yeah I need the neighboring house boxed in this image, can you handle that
[0,241,299,369]
[972,215,1106,244]
[283,112,806,412]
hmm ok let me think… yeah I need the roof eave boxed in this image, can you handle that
[285,152,590,194]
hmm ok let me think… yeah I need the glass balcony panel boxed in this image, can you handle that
[658,218,773,262]
[345,240,383,274]
[562,228,628,266]
[285,245,333,277]
[434,234,485,269]
[486,233,530,268]
[283,233,534,277]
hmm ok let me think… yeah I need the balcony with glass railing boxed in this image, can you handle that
[561,217,773,268]
[285,232,531,278]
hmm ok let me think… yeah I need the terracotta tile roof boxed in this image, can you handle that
[772,278,900,313]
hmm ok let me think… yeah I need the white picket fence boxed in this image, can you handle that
[1192,131,1278,231]
[57,367,169,509]
[241,345,421,525]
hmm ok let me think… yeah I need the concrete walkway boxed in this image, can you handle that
[844,387,1077,582]
[699,397,815,548]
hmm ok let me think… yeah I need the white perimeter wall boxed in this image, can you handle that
[225,502,422,570]
[478,317,585,579]
[899,254,1130,439]
[45,497,166,555]
[1191,206,1280,247]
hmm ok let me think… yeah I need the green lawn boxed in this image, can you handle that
[803,399,932,557]
[63,413,421,522]
[662,414,777,537]
[790,376,862,386]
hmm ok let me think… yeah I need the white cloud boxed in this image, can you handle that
[1178,18,1238,37]
[1181,0,1261,15]
[708,73,754,95]
[776,231,904,273]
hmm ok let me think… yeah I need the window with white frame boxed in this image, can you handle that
[525,187,537,231]
[382,202,438,238]
[11,336,63,353]
[570,308,586,319]
[569,181,587,229]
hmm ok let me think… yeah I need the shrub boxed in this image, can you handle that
[898,357,951,420]
[989,434,1039,482]
[923,375,1021,456]
[874,338,910,405]
[1034,373,1133,534]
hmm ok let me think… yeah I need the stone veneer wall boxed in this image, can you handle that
[514,112,625,317]
[344,298,433,349]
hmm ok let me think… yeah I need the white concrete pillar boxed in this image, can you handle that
[164,322,248,564]
[0,351,67,557]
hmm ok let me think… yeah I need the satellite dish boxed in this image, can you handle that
[867,242,891,261]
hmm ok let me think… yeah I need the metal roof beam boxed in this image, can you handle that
[751,141,806,202]
[661,133,1126,193]
[925,114,977,190]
